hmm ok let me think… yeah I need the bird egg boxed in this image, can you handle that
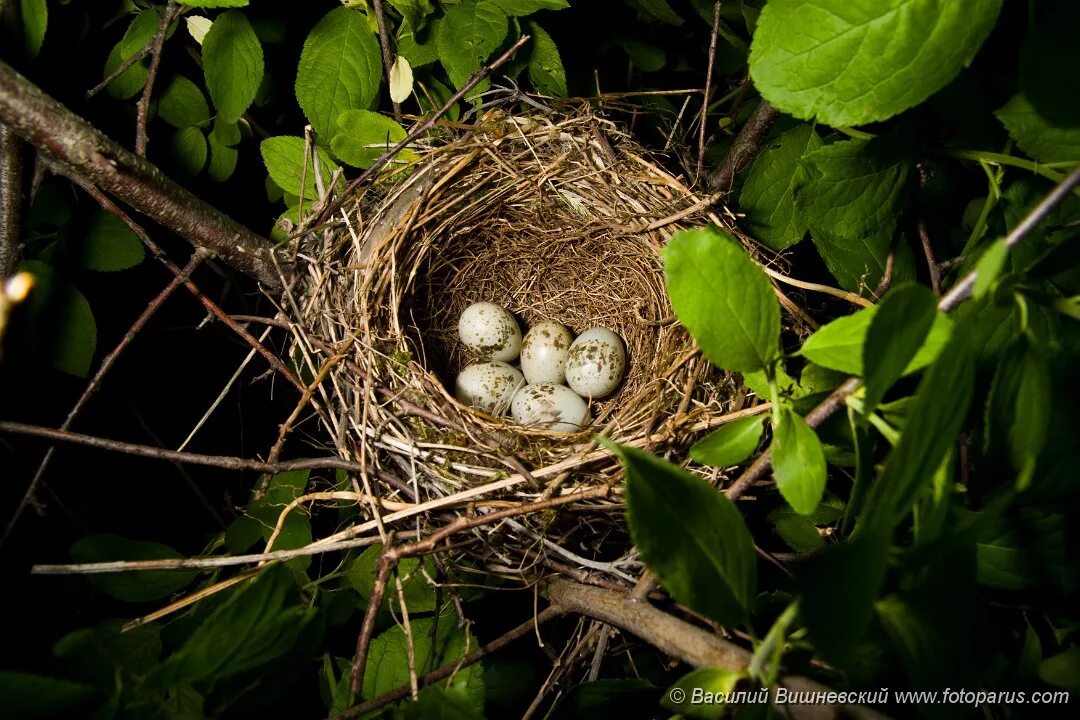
[510,383,590,433]
[564,328,626,399]
[455,362,525,415]
[458,302,522,362]
[520,321,574,384]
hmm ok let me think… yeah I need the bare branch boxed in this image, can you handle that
[134,2,179,157]
[0,122,20,276]
[0,60,286,290]
[696,2,722,183]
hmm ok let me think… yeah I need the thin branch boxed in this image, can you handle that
[0,121,21,276]
[1,250,207,547]
[704,99,778,194]
[371,0,402,122]
[917,219,941,295]
[317,34,531,225]
[696,1,722,183]
[335,607,563,719]
[543,579,888,720]
[0,60,285,290]
[134,2,179,157]
[727,162,1080,501]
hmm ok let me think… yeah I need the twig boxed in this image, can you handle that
[726,162,1080,500]
[872,240,897,298]
[917,219,941,295]
[370,0,402,122]
[696,2,722,183]
[543,579,888,720]
[0,60,285,290]
[705,99,779,194]
[134,2,177,157]
[1,250,207,547]
[84,3,180,102]
[317,35,531,225]
[335,607,563,719]
[0,121,21,276]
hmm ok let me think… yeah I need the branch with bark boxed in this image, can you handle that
[0,60,285,291]
[705,99,779,194]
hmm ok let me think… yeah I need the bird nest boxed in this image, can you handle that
[285,101,753,586]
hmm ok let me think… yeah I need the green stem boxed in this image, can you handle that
[946,149,1079,191]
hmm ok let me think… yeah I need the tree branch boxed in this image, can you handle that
[0,60,286,291]
[696,2,722,183]
[705,99,779,194]
[543,578,888,720]
[0,122,20,276]
[370,0,401,122]
[134,2,179,157]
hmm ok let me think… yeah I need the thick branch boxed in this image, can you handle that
[543,578,888,720]
[0,60,285,291]
[0,122,20,276]
[705,99,779,194]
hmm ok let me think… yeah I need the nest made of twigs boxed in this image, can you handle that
[286,98,755,584]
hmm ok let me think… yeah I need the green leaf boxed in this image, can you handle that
[996,94,1080,165]
[397,18,440,68]
[20,0,48,58]
[145,565,315,690]
[526,21,566,97]
[1020,0,1080,128]
[296,7,382,142]
[70,534,198,602]
[801,306,953,377]
[749,0,1002,126]
[79,210,146,272]
[858,320,976,531]
[800,530,889,666]
[739,123,822,250]
[364,613,485,712]
[171,126,207,177]
[54,620,162,690]
[207,131,239,182]
[663,226,780,373]
[623,0,683,25]
[158,74,210,128]
[551,679,660,719]
[976,510,1065,591]
[772,514,825,553]
[794,136,913,293]
[349,544,438,613]
[21,260,97,377]
[973,238,1008,299]
[619,40,665,72]
[0,672,100,718]
[437,0,508,90]
[183,0,250,7]
[1039,647,1080,690]
[226,470,312,571]
[202,10,264,125]
[398,687,486,720]
[772,406,827,515]
[388,0,437,32]
[103,10,162,99]
[331,109,415,169]
[690,415,766,467]
[984,338,1051,490]
[492,0,568,14]
[608,440,757,625]
[260,136,340,205]
[662,668,744,718]
[862,284,938,413]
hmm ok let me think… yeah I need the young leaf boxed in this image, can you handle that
[996,94,1080,165]
[862,284,938,413]
[606,440,757,626]
[801,306,953,377]
[794,136,913,293]
[973,238,1009,299]
[20,0,48,58]
[389,56,414,103]
[144,565,315,690]
[663,226,780,373]
[772,406,827,515]
[70,534,198,602]
[526,21,567,97]
[186,15,213,45]
[79,210,146,272]
[158,74,211,129]
[437,0,508,90]
[750,0,1003,126]
[739,123,822,250]
[492,0,569,15]
[260,136,340,204]
[690,415,766,468]
[296,7,382,142]
[331,109,415,169]
[171,127,207,177]
[203,10,264,125]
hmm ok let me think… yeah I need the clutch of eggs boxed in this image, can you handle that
[454,302,626,432]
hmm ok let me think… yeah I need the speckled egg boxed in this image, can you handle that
[520,321,574,385]
[455,362,525,415]
[564,328,626,399]
[510,383,591,433]
[458,302,522,362]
